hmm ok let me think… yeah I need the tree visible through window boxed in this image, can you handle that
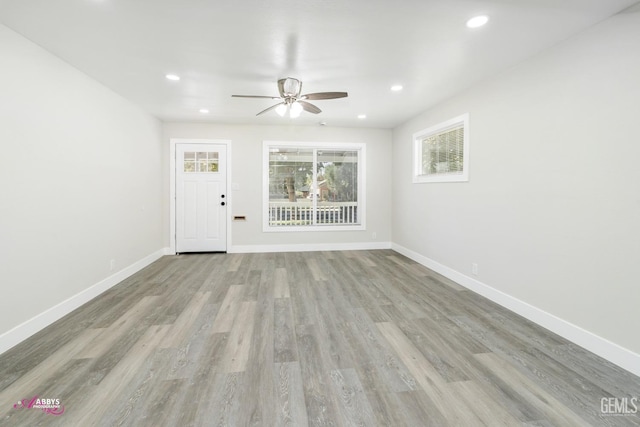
[264,142,365,231]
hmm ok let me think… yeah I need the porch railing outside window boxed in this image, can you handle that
[264,143,364,230]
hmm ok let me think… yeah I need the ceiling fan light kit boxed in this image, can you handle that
[232,77,348,118]
[275,103,288,117]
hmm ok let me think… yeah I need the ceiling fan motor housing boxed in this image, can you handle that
[279,77,302,98]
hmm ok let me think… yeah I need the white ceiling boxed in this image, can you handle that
[1,0,637,128]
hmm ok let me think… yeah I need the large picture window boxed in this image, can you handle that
[413,113,469,183]
[263,141,365,231]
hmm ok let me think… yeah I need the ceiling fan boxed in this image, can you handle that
[232,77,348,118]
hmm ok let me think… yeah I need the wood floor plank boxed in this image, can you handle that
[305,257,327,281]
[287,265,317,326]
[205,271,232,303]
[220,301,257,373]
[274,362,310,427]
[226,253,244,272]
[194,371,244,426]
[243,269,262,302]
[160,291,211,349]
[448,379,523,426]
[210,284,245,333]
[168,331,229,426]
[309,281,357,370]
[163,302,220,381]
[131,378,187,427]
[329,368,376,427]
[393,389,449,426]
[352,250,377,268]
[274,298,298,363]
[274,267,291,298]
[236,272,277,427]
[359,371,411,427]
[296,323,343,426]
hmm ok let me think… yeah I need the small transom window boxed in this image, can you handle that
[184,151,219,173]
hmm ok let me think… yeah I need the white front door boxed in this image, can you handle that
[176,143,227,252]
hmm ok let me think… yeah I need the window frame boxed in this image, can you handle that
[413,113,469,183]
[263,140,366,232]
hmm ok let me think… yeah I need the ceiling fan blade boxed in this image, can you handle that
[298,101,321,114]
[301,92,348,100]
[232,95,282,99]
[256,102,285,116]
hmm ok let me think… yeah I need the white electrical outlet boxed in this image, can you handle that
[472,263,478,276]
[372,232,377,240]
[110,259,115,271]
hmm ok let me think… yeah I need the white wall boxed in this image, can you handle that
[163,123,392,251]
[0,25,164,345]
[392,7,640,360]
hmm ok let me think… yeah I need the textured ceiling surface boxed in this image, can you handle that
[1,0,637,128]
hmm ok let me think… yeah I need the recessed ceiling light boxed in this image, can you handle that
[391,85,403,92]
[199,109,209,114]
[466,15,489,28]
[165,74,180,81]
[358,114,367,119]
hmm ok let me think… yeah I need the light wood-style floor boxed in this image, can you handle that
[1,250,639,426]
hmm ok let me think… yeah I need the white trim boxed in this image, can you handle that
[230,241,391,254]
[0,247,168,356]
[263,140,366,232]
[170,138,232,254]
[391,243,640,377]
[413,113,469,183]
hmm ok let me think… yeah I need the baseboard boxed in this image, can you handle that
[230,241,392,254]
[391,243,640,378]
[0,247,169,356]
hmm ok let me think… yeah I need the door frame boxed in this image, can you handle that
[170,138,232,254]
